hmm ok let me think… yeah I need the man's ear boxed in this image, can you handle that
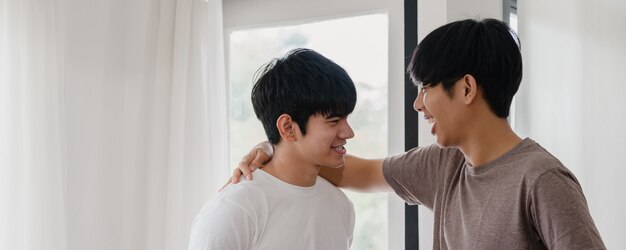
[276,114,297,141]
[462,74,479,105]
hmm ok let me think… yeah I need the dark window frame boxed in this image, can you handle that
[403,0,419,249]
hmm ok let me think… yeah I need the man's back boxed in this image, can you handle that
[188,169,355,250]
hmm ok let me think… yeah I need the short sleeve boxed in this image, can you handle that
[188,198,257,250]
[382,144,454,208]
[529,169,606,250]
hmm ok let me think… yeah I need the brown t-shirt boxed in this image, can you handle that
[383,138,605,250]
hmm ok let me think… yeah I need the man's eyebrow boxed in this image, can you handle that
[325,114,347,119]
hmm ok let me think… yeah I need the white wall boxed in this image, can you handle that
[517,0,626,248]
[447,0,502,22]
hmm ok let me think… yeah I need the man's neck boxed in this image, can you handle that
[262,147,320,187]
[458,117,522,167]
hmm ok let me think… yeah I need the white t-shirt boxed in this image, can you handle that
[188,169,355,250]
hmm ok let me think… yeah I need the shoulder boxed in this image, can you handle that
[189,179,268,250]
[216,172,271,212]
[316,177,354,208]
[512,139,573,180]
[498,139,584,198]
[316,177,350,199]
[382,143,464,181]
[194,172,272,225]
[384,143,464,168]
[403,143,463,159]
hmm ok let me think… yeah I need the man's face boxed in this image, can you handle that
[413,80,466,147]
[293,113,355,168]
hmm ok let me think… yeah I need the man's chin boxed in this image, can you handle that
[327,164,345,169]
[323,161,345,169]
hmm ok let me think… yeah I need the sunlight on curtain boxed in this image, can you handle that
[207,0,229,197]
[0,0,68,249]
[1,0,227,249]
[62,0,228,249]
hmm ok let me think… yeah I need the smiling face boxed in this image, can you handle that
[413,79,469,147]
[292,113,355,168]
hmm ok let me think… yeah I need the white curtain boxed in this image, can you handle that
[1,0,229,249]
[0,0,68,250]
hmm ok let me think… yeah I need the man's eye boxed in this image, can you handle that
[327,118,341,123]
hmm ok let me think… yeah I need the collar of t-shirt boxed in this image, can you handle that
[464,137,534,175]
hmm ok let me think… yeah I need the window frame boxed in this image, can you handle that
[403,0,419,249]
[222,0,409,249]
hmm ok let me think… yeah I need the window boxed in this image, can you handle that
[504,0,518,130]
[227,13,389,249]
[223,0,406,248]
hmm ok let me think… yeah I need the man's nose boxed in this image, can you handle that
[340,121,355,139]
[413,90,425,112]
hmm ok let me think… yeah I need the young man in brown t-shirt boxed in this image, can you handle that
[229,19,606,249]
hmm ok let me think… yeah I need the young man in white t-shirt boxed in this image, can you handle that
[188,48,356,250]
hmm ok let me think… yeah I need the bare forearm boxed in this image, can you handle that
[319,154,392,193]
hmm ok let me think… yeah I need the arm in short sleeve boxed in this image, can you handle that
[188,198,257,250]
[382,144,450,208]
[529,169,606,250]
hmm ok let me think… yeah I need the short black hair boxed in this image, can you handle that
[408,18,522,118]
[251,48,357,144]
